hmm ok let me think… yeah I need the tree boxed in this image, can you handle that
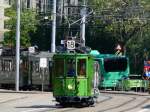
[4,7,38,47]
[87,0,150,74]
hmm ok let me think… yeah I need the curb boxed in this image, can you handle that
[100,90,150,96]
[0,89,51,94]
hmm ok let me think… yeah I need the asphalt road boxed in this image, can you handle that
[0,90,150,112]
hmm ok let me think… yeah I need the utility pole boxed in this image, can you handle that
[81,0,86,46]
[16,0,20,91]
[51,0,56,53]
[44,0,47,13]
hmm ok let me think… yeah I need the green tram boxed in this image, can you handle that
[90,50,130,89]
[52,53,99,106]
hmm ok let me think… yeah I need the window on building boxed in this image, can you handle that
[27,0,30,8]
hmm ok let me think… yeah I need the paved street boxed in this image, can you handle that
[0,90,150,112]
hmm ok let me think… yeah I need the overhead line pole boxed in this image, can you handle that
[51,0,56,52]
[81,0,86,46]
[16,0,20,91]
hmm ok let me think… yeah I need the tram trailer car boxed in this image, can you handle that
[52,53,99,106]
[0,52,28,89]
[90,50,130,90]
[28,52,54,90]
[0,50,54,91]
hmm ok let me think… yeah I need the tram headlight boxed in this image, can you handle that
[68,84,73,90]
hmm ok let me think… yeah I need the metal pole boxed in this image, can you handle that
[42,68,45,92]
[16,0,20,91]
[51,0,56,52]
[81,0,86,46]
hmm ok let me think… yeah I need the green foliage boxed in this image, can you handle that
[4,7,38,47]
[87,0,150,74]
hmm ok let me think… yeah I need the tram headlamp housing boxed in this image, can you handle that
[68,84,73,90]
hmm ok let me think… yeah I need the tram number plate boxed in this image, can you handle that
[67,40,75,50]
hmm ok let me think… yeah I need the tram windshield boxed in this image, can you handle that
[104,58,127,72]
[77,59,86,77]
[66,59,76,77]
[54,58,64,77]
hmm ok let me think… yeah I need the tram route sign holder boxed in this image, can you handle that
[67,40,75,50]
[40,58,47,68]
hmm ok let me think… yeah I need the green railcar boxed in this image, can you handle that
[52,53,99,106]
[90,50,130,89]
[118,75,149,91]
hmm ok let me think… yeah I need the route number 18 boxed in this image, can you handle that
[67,40,75,50]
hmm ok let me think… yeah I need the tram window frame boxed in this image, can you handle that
[1,59,13,72]
[104,58,127,72]
[0,59,2,71]
[77,59,86,77]
[33,61,40,73]
[21,59,29,72]
[54,58,64,77]
[66,58,76,77]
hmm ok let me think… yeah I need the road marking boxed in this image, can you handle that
[138,109,150,112]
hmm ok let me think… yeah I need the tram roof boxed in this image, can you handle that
[53,53,91,57]
[22,51,54,58]
[90,53,126,59]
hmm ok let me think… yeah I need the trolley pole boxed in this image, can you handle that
[15,0,20,91]
[51,0,56,53]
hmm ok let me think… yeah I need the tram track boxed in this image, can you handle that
[1,92,149,112]
[61,93,150,112]
[40,95,113,112]
[119,97,150,112]
[40,93,148,112]
[97,96,137,112]
[96,93,150,112]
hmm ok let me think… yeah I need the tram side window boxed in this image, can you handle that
[77,59,86,77]
[67,59,76,77]
[33,61,40,73]
[2,60,13,71]
[23,60,29,70]
[0,60,2,71]
[104,58,127,72]
[54,59,64,77]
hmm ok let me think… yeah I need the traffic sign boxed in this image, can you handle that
[116,44,122,50]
